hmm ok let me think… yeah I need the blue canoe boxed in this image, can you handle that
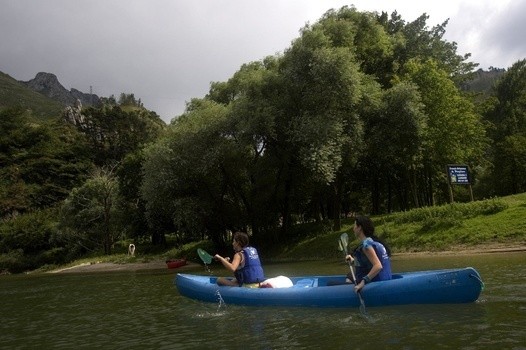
[175,267,484,308]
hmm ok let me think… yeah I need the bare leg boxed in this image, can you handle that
[216,277,239,286]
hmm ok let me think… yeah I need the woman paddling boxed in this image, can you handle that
[214,231,265,287]
[346,216,392,292]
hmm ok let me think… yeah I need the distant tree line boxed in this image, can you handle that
[1,6,525,272]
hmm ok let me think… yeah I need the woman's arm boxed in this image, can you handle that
[215,252,242,272]
[363,246,383,279]
[354,246,383,292]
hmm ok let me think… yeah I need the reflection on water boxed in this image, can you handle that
[0,252,524,349]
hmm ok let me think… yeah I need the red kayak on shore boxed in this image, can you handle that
[166,258,187,269]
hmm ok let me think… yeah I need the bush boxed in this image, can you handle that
[0,208,61,272]
[0,249,30,273]
[0,208,58,254]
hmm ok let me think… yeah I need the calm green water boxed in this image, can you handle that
[1,252,525,350]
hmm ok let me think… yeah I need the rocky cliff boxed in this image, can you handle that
[20,72,102,107]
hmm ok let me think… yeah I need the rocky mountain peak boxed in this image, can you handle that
[20,72,101,108]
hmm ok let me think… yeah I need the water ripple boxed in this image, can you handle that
[1,253,524,349]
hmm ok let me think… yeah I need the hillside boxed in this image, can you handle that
[460,68,506,97]
[0,71,103,120]
[20,72,101,108]
[0,71,64,119]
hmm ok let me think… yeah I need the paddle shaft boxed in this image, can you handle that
[340,235,358,283]
[339,233,366,309]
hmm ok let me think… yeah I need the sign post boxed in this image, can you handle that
[446,164,473,202]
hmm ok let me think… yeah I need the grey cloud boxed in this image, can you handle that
[484,0,526,68]
[1,0,524,122]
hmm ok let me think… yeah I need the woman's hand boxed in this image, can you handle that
[354,280,365,293]
[214,254,230,262]
[215,252,241,272]
[345,254,354,264]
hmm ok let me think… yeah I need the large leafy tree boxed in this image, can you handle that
[380,12,477,82]
[486,59,526,194]
[59,168,123,255]
[66,102,166,244]
[401,59,487,205]
[142,99,235,246]
[361,81,426,213]
[274,23,367,230]
[74,105,165,166]
[318,6,398,88]
[115,150,150,243]
[208,58,285,238]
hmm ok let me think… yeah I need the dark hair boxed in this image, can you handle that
[355,216,375,237]
[233,232,249,248]
[355,215,391,256]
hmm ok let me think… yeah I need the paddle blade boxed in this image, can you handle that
[339,233,349,254]
[197,248,213,264]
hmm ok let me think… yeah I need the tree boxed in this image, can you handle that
[59,167,123,255]
[486,59,526,194]
[268,20,368,231]
[64,103,165,244]
[319,6,397,88]
[69,104,165,166]
[142,99,234,246]
[115,150,150,243]
[381,12,477,81]
[401,59,487,205]
[361,81,426,213]
[208,58,286,238]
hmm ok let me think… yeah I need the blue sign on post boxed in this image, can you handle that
[447,165,470,185]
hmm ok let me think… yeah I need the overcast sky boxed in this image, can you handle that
[1,0,525,123]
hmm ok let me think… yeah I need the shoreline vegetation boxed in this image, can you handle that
[45,242,526,274]
[6,192,525,276]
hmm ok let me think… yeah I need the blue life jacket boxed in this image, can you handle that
[234,246,265,286]
[353,237,392,283]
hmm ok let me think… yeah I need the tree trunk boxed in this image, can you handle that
[371,176,380,215]
[332,181,342,231]
[411,165,420,208]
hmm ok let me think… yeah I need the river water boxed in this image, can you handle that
[1,252,525,350]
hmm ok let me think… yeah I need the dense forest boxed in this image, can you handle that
[1,7,525,273]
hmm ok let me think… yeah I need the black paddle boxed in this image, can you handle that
[338,233,367,314]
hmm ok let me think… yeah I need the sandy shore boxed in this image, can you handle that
[48,260,201,274]
[390,243,526,258]
[47,243,525,274]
